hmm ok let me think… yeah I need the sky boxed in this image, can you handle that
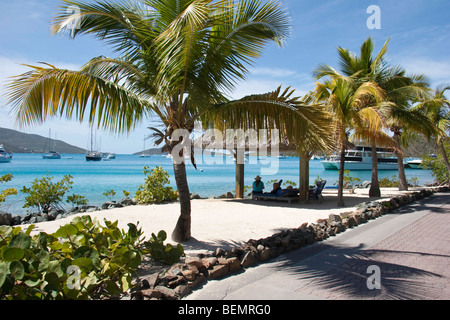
[0,0,449,154]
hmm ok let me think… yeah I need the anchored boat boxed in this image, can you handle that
[0,144,12,163]
[321,146,398,170]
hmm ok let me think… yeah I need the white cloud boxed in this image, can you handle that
[399,57,450,87]
[250,67,298,78]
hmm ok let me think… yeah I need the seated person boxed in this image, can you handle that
[277,185,300,197]
[270,179,283,194]
[252,176,265,194]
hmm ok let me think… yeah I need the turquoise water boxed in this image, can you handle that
[0,153,434,215]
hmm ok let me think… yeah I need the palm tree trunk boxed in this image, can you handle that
[171,160,192,242]
[369,142,381,197]
[393,131,408,191]
[338,144,346,207]
[298,152,310,203]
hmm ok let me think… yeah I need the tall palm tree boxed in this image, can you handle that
[380,71,435,191]
[4,0,293,242]
[414,86,450,175]
[314,37,433,193]
[313,77,384,206]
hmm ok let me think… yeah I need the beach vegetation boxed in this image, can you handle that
[343,170,361,191]
[378,175,421,188]
[421,142,450,185]
[102,189,116,202]
[414,86,450,178]
[0,174,17,205]
[0,215,145,300]
[66,193,88,208]
[144,230,184,265]
[20,174,74,214]
[123,190,131,198]
[135,166,178,204]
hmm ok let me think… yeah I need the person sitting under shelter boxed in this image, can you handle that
[270,179,283,194]
[252,175,265,194]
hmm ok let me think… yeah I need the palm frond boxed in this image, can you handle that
[5,63,153,134]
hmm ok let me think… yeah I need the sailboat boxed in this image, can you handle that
[42,129,61,159]
[86,128,102,161]
[139,135,151,158]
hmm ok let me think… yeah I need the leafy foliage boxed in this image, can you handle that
[378,175,420,188]
[144,230,184,265]
[0,215,145,300]
[66,194,88,208]
[0,174,17,204]
[135,166,178,204]
[421,143,450,184]
[102,190,116,201]
[20,173,74,213]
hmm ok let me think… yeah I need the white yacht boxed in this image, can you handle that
[0,144,12,163]
[321,146,398,170]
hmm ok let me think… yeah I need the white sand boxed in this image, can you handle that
[29,188,414,255]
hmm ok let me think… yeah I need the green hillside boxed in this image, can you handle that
[0,127,86,154]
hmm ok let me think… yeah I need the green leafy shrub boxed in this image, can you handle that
[135,166,179,204]
[0,174,17,204]
[144,230,184,265]
[422,151,450,185]
[102,190,116,201]
[20,174,74,213]
[343,170,361,191]
[379,175,421,188]
[379,175,399,187]
[0,216,145,300]
[66,194,88,208]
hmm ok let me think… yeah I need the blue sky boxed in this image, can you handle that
[0,0,449,154]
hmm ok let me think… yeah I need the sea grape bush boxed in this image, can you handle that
[144,230,184,265]
[135,166,179,204]
[66,193,88,208]
[0,174,17,204]
[20,173,74,213]
[0,215,146,300]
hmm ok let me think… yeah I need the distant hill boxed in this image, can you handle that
[133,148,163,155]
[0,127,86,154]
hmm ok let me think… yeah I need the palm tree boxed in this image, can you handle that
[380,72,435,191]
[414,86,450,175]
[314,37,434,193]
[4,0,292,242]
[313,77,384,206]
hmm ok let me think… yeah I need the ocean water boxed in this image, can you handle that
[0,153,435,215]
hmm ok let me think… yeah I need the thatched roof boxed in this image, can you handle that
[192,130,297,152]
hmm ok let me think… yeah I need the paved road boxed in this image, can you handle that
[185,192,450,300]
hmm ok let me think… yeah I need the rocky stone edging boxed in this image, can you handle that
[0,197,137,226]
[129,186,449,300]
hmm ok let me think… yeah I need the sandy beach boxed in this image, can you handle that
[27,188,418,256]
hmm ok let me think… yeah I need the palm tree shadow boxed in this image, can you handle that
[278,244,446,300]
[182,237,245,253]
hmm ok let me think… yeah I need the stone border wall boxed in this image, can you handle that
[130,186,449,300]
